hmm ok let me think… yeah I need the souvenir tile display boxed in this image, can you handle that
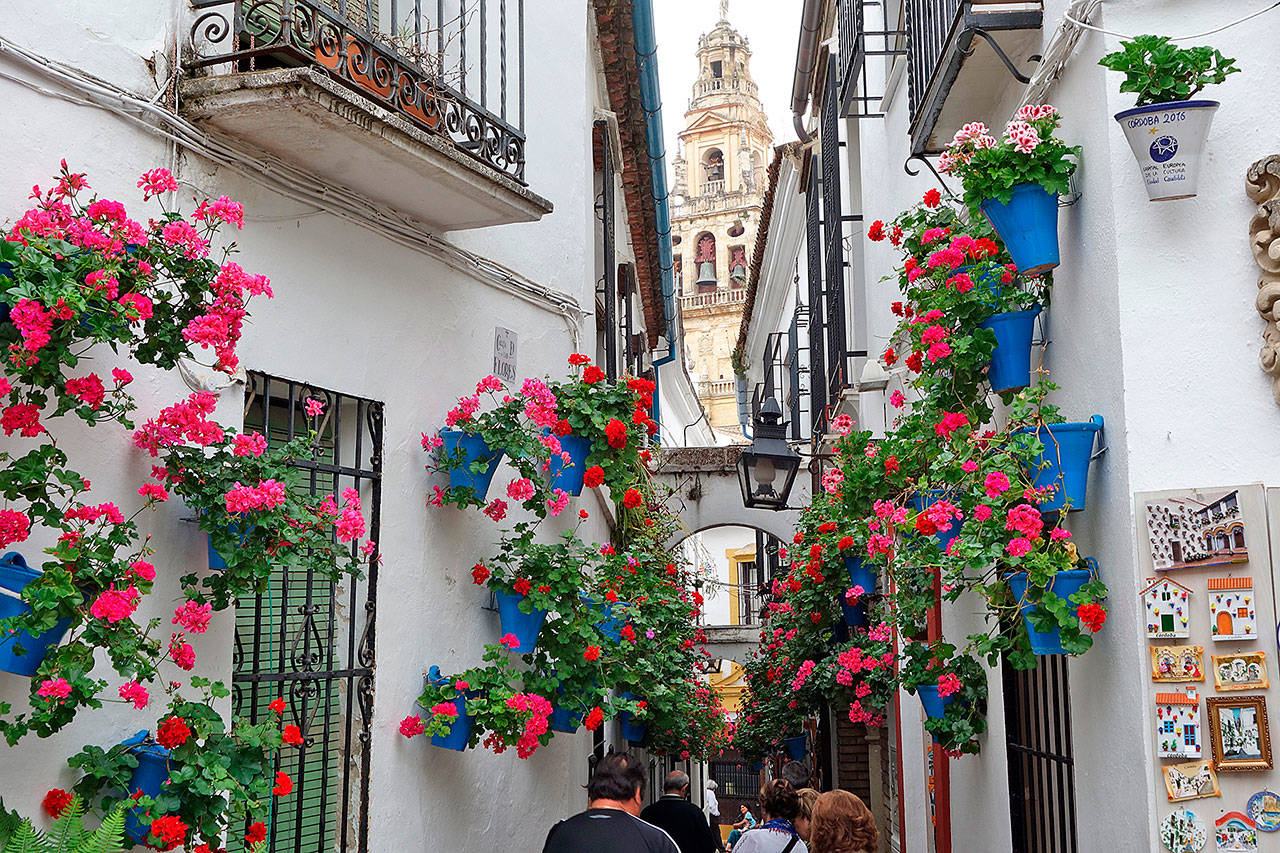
[1214,812,1258,852]
[1246,790,1280,832]
[1206,696,1272,772]
[1152,645,1205,683]
[1146,492,1248,571]
[1212,652,1269,692]
[1164,760,1221,802]
[1207,578,1256,641]
[1162,809,1208,853]
[1144,577,1194,639]
[1157,690,1203,759]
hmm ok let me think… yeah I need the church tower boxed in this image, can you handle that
[671,2,772,434]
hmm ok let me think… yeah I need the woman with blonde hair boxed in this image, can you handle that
[794,788,819,841]
[808,790,878,853]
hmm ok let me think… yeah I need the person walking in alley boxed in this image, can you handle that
[542,752,680,853]
[704,779,726,852]
[794,789,819,842]
[640,771,721,853]
[807,790,878,853]
[728,780,808,853]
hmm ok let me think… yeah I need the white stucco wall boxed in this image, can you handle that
[0,0,648,847]
[839,1,1280,850]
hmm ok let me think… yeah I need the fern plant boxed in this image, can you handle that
[0,796,126,853]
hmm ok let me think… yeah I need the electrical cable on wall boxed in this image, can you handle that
[1064,1,1280,41]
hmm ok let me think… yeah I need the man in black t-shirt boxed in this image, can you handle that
[639,771,718,853]
[543,752,679,853]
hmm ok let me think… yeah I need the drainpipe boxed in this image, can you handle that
[632,0,677,436]
[735,377,753,440]
[791,0,824,142]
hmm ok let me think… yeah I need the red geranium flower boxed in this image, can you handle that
[513,577,532,596]
[568,353,591,366]
[583,466,605,488]
[622,488,642,509]
[553,419,572,436]
[583,645,602,661]
[156,716,191,749]
[148,815,188,850]
[42,788,73,818]
[583,366,606,384]
[273,771,293,796]
[584,706,604,730]
[867,220,886,241]
[471,563,491,585]
[269,696,286,715]
[283,724,304,745]
[605,418,627,449]
[923,188,941,208]
[837,536,854,551]
[245,822,267,844]
[1078,603,1106,632]
[905,351,923,373]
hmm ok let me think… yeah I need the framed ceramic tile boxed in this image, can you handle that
[1207,696,1272,772]
[1215,811,1258,851]
[1207,577,1257,641]
[1146,491,1249,571]
[1157,689,1203,759]
[1152,645,1205,683]
[1143,577,1194,639]
[1212,652,1269,692]
[1164,759,1221,802]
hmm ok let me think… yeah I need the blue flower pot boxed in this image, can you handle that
[1017,417,1103,512]
[917,684,956,721]
[494,590,547,654]
[750,761,764,773]
[546,432,593,496]
[549,701,584,734]
[618,692,646,744]
[0,261,12,324]
[907,490,964,550]
[205,523,248,572]
[0,552,40,593]
[426,666,473,751]
[121,731,171,843]
[841,557,876,627]
[982,306,1041,393]
[581,594,624,642]
[1006,568,1094,655]
[979,183,1060,276]
[784,734,807,760]
[957,262,1006,307]
[440,429,503,498]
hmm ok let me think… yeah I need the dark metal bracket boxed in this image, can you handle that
[903,153,954,195]
[960,28,1041,84]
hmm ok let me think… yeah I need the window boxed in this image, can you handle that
[1003,654,1077,852]
[694,232,717,292]
[229,372,382,853]
[711,60,723,79]
[703,149,725,186]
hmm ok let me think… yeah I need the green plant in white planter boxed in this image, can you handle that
[1100,35,1240,201]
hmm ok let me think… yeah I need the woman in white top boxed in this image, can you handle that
[731,780,809,853]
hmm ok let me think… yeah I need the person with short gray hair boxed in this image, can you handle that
[640,770,720,853]
[705,780,725,852]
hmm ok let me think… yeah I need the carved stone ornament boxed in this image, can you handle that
[1247,154,1280,403]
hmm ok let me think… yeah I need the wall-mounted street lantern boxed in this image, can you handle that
[737,398,801,510]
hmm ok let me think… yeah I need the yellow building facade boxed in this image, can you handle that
[671,9,771,432]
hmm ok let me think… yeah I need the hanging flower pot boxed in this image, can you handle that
[426,665,474,751]
[0,553,71,678]
[841,557,876,627]
[618,691,646,744]
[1017,416,1104,512]
[979,183,1060,276]
[581,594,624,642]
[916,683,956,722]
[907,490,964,550]
[1114,101,1219,201]
[121,731,171,843]
[439,429,503,498]
[1006,567,1095,655]
[784,733,808,760]
[548,704,583,734]
[0,261,12,324]
[546,431,593,496]
[205,523,248,572]
[957,263,1005,308]
[982,306,1041,393]
[494,590,547,654]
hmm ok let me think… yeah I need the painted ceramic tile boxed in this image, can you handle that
[1157,689,1202,760]
[1208,577,1256,641]
[1146,492,1248,571]
[1146,489,1244,568]
[1212,652,1268,692]
[1143,577,1193,639]
[1246,791,1280,832]
[1164,760,1220,802]
[1162,809,1208,853]
[1207,696,1273,772]
[1152,645,1205,683]
[1215,812,1258,852]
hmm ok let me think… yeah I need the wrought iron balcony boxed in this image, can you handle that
[183,0,551,230]
[905,0,1043,155]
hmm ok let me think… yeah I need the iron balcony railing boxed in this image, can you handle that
[187,0,528,182]
[837,0,907,118]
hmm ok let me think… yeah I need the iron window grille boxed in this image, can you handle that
[187,0,528,182]
[229,372,383,853]
[1003,653,1078,853]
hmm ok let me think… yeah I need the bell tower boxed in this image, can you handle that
[671,4,772,434]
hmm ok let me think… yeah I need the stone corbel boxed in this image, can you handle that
[1247,155,1280,404]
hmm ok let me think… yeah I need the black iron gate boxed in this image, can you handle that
[1003,655,1078,853]
[230,372,383,853]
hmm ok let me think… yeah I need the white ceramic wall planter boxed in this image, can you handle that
[1114,100,1219,201]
